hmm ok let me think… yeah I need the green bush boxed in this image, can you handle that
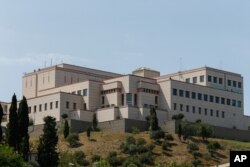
[92,154,102,162]
[136,138,146,146]
[162,140,171,150]
[150,130,165,140]
[66,133,80,147]
[167,161,193,167]
[94,160,111,167]
[131,127,140,134]
[165,134,174,141]
[128,144,138,155]
[187,143,199,153]
[122,157,142,167]
[107,151,123,166]
[192,159,202,167]
[126,136,136,145]
[138,152,154,164]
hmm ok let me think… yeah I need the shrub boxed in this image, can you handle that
[211,141,221,149]
[131,127,140,134]
[136,138,146,146]
[122,156,142,167]
[139,152,154,164]
[74,150,86,160]
[107,152,123,166]
[167,161,193,167]
[192,151,201,158]
[187,143,199,153]
[192,159,202,167]
[172,113,184,120]
[207,141,220,156]
[126,136,136,145]
[164,134,174,141]
[162,140,171,150]
[66,133,80,147]
[150,130,165,140]
[92,154,101,162]
[128,144,138,155]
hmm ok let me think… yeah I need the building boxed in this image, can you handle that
[1,63,250,132]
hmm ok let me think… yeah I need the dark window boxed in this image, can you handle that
[215,96,220,104]
[227,99,231,106]
[216,110,219,117]
[222,111,225,118]
[126,93,132,105]
[208,75,212,82]
[232,100,236,107]
[185,91,190,98]
[209,95,214,103]
[66,101,69,109]
[228,80,231,86]
[221,98,225,105]
[180,104,183,111]
[77,90,81,95]
[204,94,208,101]
[238,82,242,88]
[83,89,88,96]
[121,94,124,105]
[56,101,59,108]
[204,108,207,115]
[193,77,197,84]
[154,96,158,105]
[179,90,184,97]
[134,94,138,106]
[173,88,178,96]
[233,81,237,87]
[237,101,242,108]
[28,107,31,114]
[198,93,202,100]
[102,96,105,105]
[39,104,42,112]
[186,78,190,83]
[72,91,76,94]
[213,76,217,83]
[83,103,87,110]
[210,109,213,116]
[186,105,189,112]
[192,92,196,99]
[192,106,195,113]
[73,103,77,110]
[173,103,177,110]
[219,78,223,84]
[50,102,53,110]
[45,103,47,111]
[34,105,37,113]
[198,107,201,114]
[200,75,204,82]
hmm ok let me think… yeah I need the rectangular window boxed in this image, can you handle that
[237,101,242,108]
[28,107,31,114]
[233,81,237,87]
[200,75,204,82]
[186,78,190,83]
[173,103,177,110]
[192,106,195,113]
[222,111,225,118]
[83,103,87,110]
[210,109,213,116]
[204,94,208,101]
[72,91,76,94]
[45,103,47,111]
[232,100,236,107]
[121,94,124,105]
[134,94,138,106]
[33,105,36,113]
[213,76,217,83]
[180,104,183,111]
[50,102,53,110]
[192,92,196,99]
[204,108,207,115]
[209,95,214,103]
[198,107,201,114]
[185,91,190,98]
[73,103,77,110]
[56,101,59,108]
[215,96,220,104]
[126,93,132,105]
[228,80,231,86]
[179,90,184,97]
[66,101,69,109]
[39,104,42,112]
[208,75,212,82]
[173,88,178,96]
[216,110,219,117]
[238,82,242,88]
[227,99,231,106]
[102,96,105,105]
[77,90,81,95]
[219,78,223,84]
[83,89,88,96]
[186,105,189,112]
[154,96,158,105]
[198,93,202,100]
[221,98,225,105]
[193,77,197,84]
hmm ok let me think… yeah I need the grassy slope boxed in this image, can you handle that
[32,131,250,166]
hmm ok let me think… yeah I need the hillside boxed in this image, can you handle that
[30,131,250,166]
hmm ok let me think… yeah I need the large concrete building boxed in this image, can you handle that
[1,63,250,131]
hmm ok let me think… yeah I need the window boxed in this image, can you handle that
[192,106,195,113]
[222,111,225,118]
[102,96,105,105]
[83,89,88,96]
[180,104,183,111]
[66,101,69,109]
[173,88,178,96]
[221,98,225,105]
[34,105,37,113]
[227,99,231,106]
[209,95,214,103]
[39,104,42,112]
[72,91,76,94]
[154,96,158,105]
[232,100,236,107]
[28,107,31,114]
[210,109,213,116]
[238,82,242,88]
[213,76,217,83]
[186,105,189,112]
[73,103,77,110]
[83,103,87,110]
[44,103,47,111]
[204,94,208,101]
[173,103,177,110]
[134,94,138,106]
[216,110,219,117]
[56,101,59,108]
[126,93,132,105]
[215,96,220,104]
[186,78,190,83]
[179,90,184,97]
[121,94,124,105]
[228,80,231,86]
[50,102,53,110]
[77,90,81,95]
[192,92,196,99]
[185,91,190,98]
[208,75,212,82]
[200,75,204,82]
[198,93,202,100]
[237,101,242,108]
[204,108,207,115]
[193,77,197,84]
[219,78,223,84]
[198,107,201,114]
[233,81,237,87]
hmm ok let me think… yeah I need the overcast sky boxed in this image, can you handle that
[0,1,249,114]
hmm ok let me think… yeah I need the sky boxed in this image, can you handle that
[0,1,249,114]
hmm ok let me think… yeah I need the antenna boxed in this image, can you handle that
[50,58,53,66]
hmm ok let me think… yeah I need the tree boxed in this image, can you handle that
[63,119,69,139]
[199,124,213,141]
[172,113,184,121]
[178,124,182,141]
[92,113,98,131]
[7,94,18,150]
[87,127,91,140]
[0,103,3,142]
[149,107,159,131]
[37,116,59,167]
[17,96,30,161]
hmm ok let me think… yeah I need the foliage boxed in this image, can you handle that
[207,141,221,156]
[187,143,199,153]
[149,107,159,131]
[74,151,89,166]
[122,156,142,167]
[0,104,3,142]
[167,161,193,167]
[61,113,68,119]
[172,113,184,120]
[92,154,102,163]
[199,124,213,141]
[37,116,59,167]
[7,94,18,150]
[192,159,202,167]
[66,133,80,147]
[94,160,111,167]
[181,122,198,141]
[0,144,27,167]
[150,130,165,140]
[87,127,91,139]
[138,152,154,164]
[63,119,69,139]
[165,134,174,141]
[178,124,182,140]
[93,113,98,131]
[125,136,136,145]
[106,151,123,166]
[131,127,140,134]
[162,140,171,150]
[59,151,89,167]
[136,138,146,146]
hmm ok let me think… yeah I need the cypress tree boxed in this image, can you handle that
[149,107,159,131]
[37,116,59,167]
[18,96,30,161]
[7,94,18,150]
[92,113,98,131]
[178,124,182,141]
[63,119,69,139]
[0,104,3,142]
[87,127,91,140]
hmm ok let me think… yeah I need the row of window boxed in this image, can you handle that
[101,88,121,95]
[172,88,242,108]
[137,88,159,95]
[173,103,225,118]
[186,75,204,84]
[72,89,88,96]
[28,101,59,113]
[208,75,242,88]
